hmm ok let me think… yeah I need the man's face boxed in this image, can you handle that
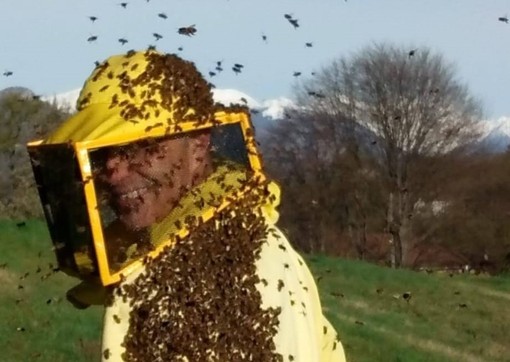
[101,137,191,230]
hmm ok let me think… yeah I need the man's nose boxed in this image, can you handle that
[104,154,130,184]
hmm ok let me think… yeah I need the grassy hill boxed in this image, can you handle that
[1,220,509,362]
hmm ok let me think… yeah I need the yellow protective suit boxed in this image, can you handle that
[46,50,346,362]
[102,166,345,361]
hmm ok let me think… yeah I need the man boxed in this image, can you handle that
[38,49,346,361]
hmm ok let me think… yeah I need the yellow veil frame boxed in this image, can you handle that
[28,110,265,286]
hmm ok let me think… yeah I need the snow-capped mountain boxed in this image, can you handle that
[478,117,510,153]
[42,89,81,110]
[40,89,510,153]
[42,88,293,121]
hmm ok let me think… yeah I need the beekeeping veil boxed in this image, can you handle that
[27,50,271,286]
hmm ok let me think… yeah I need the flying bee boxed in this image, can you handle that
[288,18,299,28]
[153,33,163,41]
[118,38,128,45]
[177,25,197,36]
[87,35,98,43]
[158,13,168,19]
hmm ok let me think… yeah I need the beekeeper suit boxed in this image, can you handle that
[34,49,346,361]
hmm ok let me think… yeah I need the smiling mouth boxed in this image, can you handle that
[119,187,150,200]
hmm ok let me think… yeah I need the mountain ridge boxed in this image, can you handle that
[38,88,510,153]
[41,88,293,121]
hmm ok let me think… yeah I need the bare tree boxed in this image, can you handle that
[0,89,71,219]
[286,43,483,267]
[263,106,386,256]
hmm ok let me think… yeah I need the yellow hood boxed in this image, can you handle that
[39,48,275,287]
[45,49,215,144]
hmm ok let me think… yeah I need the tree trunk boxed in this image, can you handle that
[399,216,413,267]
[387,191,404,268]
[397,188,413,267]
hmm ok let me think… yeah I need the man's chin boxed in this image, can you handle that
[119,213,152,231]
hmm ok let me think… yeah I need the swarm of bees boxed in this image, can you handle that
[113,186,284,361]
[77,3,320,83]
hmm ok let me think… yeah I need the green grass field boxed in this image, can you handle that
[1,220,509,362]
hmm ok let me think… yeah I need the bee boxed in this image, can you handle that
[177,25,197,36]
[118,38,128,45]
[89,16,98,22]
[288,18,299,28]
[103,348,111,359]
[158,13,168,19]
[87,35,98,43]
[277,279,284,291]
[153,33,163,41]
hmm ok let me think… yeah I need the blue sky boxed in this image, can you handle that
[1,0,509,119]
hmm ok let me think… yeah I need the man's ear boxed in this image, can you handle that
[188,131,212,180]
[190,131,211,154]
